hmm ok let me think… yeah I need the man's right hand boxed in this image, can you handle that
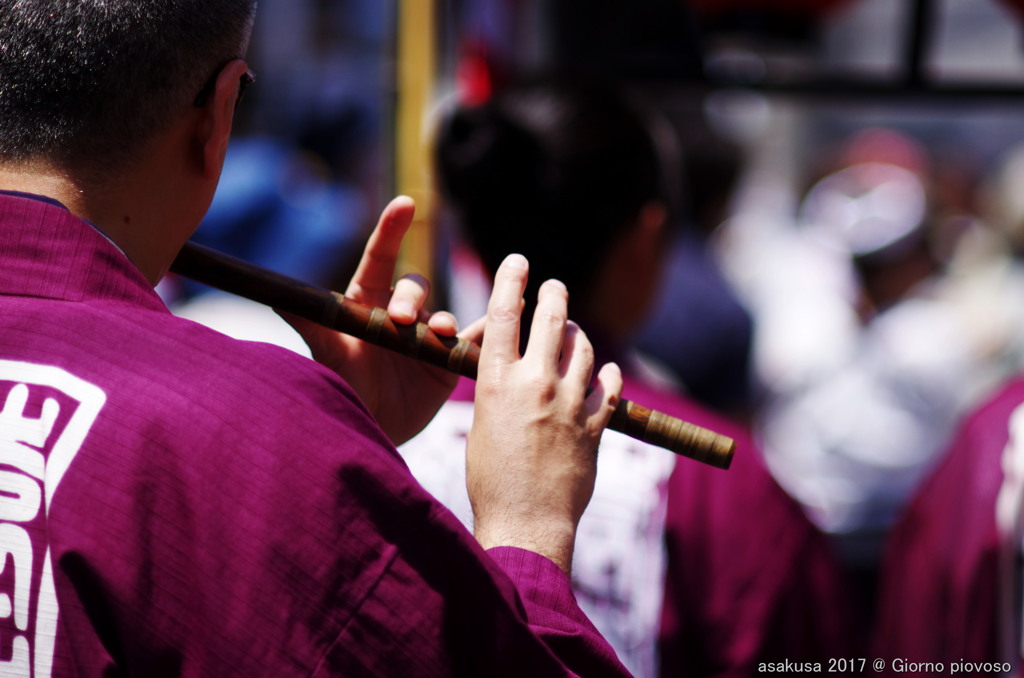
[466,254,623,574]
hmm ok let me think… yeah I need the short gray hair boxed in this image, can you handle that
[0,0,257,176]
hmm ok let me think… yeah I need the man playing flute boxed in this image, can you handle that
[0,1,631,675]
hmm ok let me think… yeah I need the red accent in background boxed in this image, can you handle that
[456,46,494,107]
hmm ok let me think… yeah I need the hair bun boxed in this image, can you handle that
[436,104,545,215]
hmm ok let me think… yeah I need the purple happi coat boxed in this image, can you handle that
[874,377,1024,676]
[0,191,631,677]
[408,365,856,678]
[622,377,856,677]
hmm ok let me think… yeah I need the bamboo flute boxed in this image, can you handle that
[171,241,736,469]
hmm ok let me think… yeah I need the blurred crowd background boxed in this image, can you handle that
[161,0,1024,662]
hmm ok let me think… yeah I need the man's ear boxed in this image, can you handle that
[194,59,249,180]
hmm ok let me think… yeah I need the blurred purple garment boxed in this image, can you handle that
[0,191,631,677]
[427,363,855,678]
[873,378,1024,675]
[616,377,858,678]
[402,378,675,678]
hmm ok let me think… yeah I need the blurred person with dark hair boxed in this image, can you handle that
[0,2,639,675]
[399,75,854,678]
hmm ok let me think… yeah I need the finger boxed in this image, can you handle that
[480,253,529,368]
[585,362,623,427]
[560,321,596,392]
[458,315,487,344]
[425,310,459,338]
[388,273,430,325]
[556,320,589,379]
[346,195,416,306]
[457,299,523,344]
[524,279,569,367]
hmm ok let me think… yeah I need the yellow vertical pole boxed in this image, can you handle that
[395,0,436,285]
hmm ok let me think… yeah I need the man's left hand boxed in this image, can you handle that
[282,196,474,446]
